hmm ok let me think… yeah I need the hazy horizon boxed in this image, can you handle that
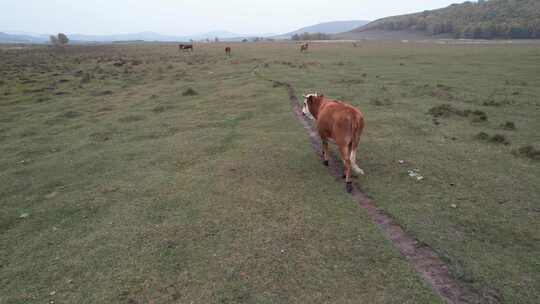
[2,0,462,36]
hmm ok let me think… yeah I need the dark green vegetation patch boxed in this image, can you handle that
[428,104,487,122]
[182,87,198,96]
[475,132,510,145]
[512,145,540,161]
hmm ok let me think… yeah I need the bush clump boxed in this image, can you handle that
[428,104,487,122]
[475,132,490,140]
[475,132,510,145]
[464,109,488,122]
[501,121,516,130]
[182,87,198,96]
[512,146,540,161]
[428,104,460,118]
[80,73,92,84]
[489,134,508,144]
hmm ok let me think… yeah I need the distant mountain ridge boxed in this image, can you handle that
[275,20,370,38]
[0,32,47,43]
[0,30,271,43]
[349,0,540,39]
[0,21,369,43]
[63,31,252,42]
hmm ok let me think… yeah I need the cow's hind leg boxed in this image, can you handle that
[322,139,329,166]
[350,148,365,175]
[338,145,353,193]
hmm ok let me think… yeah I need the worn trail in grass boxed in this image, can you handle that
[256,73,484,303]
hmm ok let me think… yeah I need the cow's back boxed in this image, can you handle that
[317,101,363,144]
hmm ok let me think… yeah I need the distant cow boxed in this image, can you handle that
[302,93,365,192]
[353,42,359,47]
[300,43,309,53]
[225,46,231,56]
[179,44,194,52]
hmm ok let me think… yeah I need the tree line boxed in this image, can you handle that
[359,0,540,39]
[291,32,331,41]
[50,33,69,46]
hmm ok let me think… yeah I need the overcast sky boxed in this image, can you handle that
[2,0,461,35]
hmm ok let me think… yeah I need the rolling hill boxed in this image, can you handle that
[0,32,47,43]
[275,20,369,39]
[348,0,540,39]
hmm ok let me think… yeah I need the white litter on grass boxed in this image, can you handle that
[45,191,58,199]
[398,160,405,164]
[407,169,424,181]
[19,213,29,219]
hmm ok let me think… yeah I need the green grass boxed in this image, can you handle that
[0,44,440,303]
[0,41,539,303]
[261,41,540,303]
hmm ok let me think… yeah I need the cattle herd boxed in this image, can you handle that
[178,42,317,55]
[177,42,365,193]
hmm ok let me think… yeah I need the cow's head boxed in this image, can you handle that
[302,93,323,119]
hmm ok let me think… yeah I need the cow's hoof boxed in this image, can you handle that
[346,182,353,193]
[323,160,329,166]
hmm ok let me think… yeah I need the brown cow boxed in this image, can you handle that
[225,46,231,56]
[302,93,365,192]
[300,43,309,53]
[179,44,194,52]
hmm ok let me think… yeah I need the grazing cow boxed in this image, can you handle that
[302,93,365,193]
[179,44,194,52]
[225,46,231,56]
[352,42,359,47]
[300,43,309,53]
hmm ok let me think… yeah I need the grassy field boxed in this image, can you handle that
[0,41,539,303]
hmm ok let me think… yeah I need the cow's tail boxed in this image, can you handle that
[349,114,365,175]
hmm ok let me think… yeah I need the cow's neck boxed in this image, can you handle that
[310,98,325,119]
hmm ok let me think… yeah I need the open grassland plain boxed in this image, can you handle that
[260,41,540,303]
[0,43,440,304]
[0,41,539,303]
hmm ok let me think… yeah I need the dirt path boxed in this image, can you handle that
[255,69,491,304]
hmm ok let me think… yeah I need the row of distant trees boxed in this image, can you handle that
[291,32,331,41]
[376,18,540,39]
[454,23,540,39]
[50,33,69,46]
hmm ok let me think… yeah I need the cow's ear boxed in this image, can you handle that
[318,94,324,98]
